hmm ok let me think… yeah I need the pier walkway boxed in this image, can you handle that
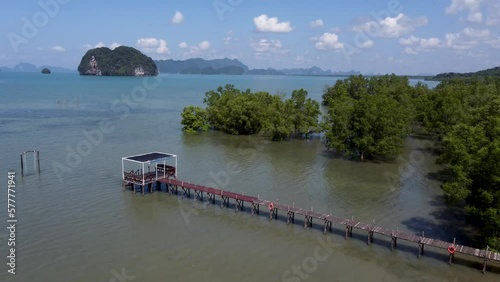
[135,178,500,273]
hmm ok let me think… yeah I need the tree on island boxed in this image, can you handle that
[181,84,320,140]
[41,68,51,74]
[322,74,413,160]
[181,106,210,133]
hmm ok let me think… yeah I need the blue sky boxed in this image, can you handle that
[1,0,500,74]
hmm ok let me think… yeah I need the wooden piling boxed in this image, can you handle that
[36,151,40,174]
[324,220,332,234]
[20,154,24,177]
[391,236,397,251]
[368,230,374,245]
[483,246,489,274]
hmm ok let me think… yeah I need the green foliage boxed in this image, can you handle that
[184,84,320,141]
[425,78,500,250]
[290,89,321,137]
[203,85,264,135]
[181,106,210,132]
[322,74,412,160]
[322,75,368,105]
[261,94,295,141]
[77,46,158,76]
[434,66,500,80]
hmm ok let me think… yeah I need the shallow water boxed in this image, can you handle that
[0,73,497,282]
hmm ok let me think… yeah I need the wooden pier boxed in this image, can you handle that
[121,152,499,273]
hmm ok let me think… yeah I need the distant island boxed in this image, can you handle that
[431,66,500,80]
[41,68,51,74]
[14,58,500,79]
[155,58,248,75]
[0,63,75,73]
[78,46,158,76]
[154,58,361,76]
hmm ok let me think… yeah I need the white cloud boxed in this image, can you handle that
[172,11,184,24]
[462,27,490,38]
[446,0,483,14]
[109,42,122,50]
[445,0,484,23]
[314,33,344,50]
[50,45,66,52]
[400,26,496,53]
[420,38,442,48]
[399,36,442,48]
[444,33,478,50]
[83,42,122,50]
[137,38,170,56]
[467,12,483,23]
[352,13,428,38]
[400,36,443,55]
[177,40,212,56]
[198,41,211,51]
[359,40,374,48]
[251,39,283,53]
[254,14,293,33]
[404,47,418,55]
[310,19,324,28]
[223,30,234,44]
[399,35,421,45]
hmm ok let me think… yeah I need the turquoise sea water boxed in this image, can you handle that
[0,72,497,282]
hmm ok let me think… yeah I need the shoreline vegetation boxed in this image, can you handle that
[181,74,500,251]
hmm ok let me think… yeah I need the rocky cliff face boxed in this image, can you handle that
[77,46,158,76]
[86,56,101,75]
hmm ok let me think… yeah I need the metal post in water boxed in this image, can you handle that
[20,154,24,177]
[24,153,27,175]
[37,150,40,174]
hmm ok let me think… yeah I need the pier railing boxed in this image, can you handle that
[123,177,499,273]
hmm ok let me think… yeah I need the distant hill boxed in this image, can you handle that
[0,63,75,73]
[154,58,360,76]
[247,68,285,75]
[1,58,362,77]
[155,58,248,74]
[433,66,500,80]
[78,46,158,76]
[280,66,360,76]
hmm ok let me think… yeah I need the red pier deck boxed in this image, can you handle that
[125,177,499,272]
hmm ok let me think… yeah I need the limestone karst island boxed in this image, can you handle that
[77,46,158,76]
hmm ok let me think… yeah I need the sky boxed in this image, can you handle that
[1,0,500,75]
